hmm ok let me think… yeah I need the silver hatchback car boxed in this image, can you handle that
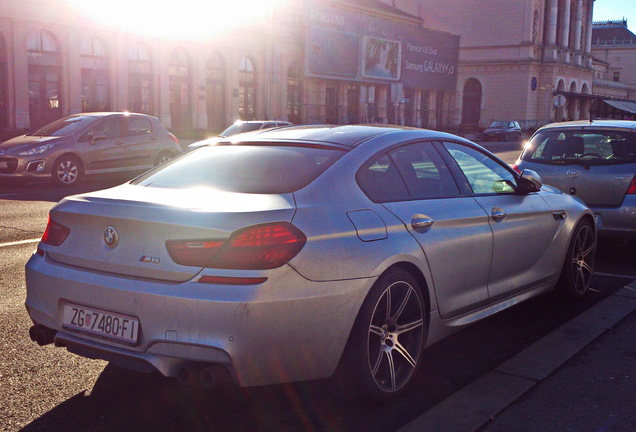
[26,125,596,402]
[0,112,181,186]
[515,120,636,239]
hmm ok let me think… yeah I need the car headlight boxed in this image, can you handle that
[18,144,55,156]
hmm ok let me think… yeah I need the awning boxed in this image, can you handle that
[603,99,636,114]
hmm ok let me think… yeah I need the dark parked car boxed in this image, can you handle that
[0,112,181,186]
[515,120,636,239]
[483,121,522,141]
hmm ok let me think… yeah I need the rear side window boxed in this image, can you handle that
[132,145,344,194]
[126,118,153,136]
[522,130,636,165]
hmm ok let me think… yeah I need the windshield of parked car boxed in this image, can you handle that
[489,121,507,128]
[220,123,262,137]
[29,115,98,137]
[132,144,345,194]
[521,129,636,165]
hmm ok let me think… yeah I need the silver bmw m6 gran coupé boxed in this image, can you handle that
[25,125,596,403]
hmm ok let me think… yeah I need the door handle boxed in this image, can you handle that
[491,207,507,221]
[411,215,434,232]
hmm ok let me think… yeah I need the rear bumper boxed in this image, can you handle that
[24,251,370,387]
[590,196,636,238]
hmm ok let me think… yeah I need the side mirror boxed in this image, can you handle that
[518,169,542,193]
[91,132,106,144]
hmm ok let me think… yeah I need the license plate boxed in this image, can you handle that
[62,303,139,345]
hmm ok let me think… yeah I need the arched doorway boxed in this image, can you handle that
[238,56,256,120]
[27,30,62,128]
[80,36,110,112]
[287,62,302,124]
[169,48,191,130]
[206,52,226,132]
[461,78,482,127]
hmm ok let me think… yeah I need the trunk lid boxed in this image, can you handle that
[45,183,296,282]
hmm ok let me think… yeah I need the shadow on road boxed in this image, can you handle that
[19,275,632,432]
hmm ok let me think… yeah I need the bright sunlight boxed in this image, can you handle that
[65,0,285,39]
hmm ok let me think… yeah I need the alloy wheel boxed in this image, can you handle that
[569,223,596,295]
[367,280,424,392]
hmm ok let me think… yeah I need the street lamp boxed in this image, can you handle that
[539,84,554,126]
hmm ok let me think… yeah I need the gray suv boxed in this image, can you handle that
[0,112,181,186]
[515,120,636,238]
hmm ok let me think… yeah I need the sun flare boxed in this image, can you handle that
[65,0,284,39]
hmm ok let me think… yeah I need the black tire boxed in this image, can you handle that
[340,268,427,403]
[51,155,82,186]
[557,218,596,299]
[154,151,173,167]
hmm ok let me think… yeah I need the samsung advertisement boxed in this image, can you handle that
[305,5,460,90]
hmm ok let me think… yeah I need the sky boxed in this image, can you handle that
[593,0,636,32]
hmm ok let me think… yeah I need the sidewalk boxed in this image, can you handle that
[399,281,636,432]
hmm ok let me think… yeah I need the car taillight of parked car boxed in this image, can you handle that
[628,175,636,195]
[166,222,306,270]
[41,217,70,247]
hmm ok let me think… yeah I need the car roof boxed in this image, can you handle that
[219,124,469,149]
[538,120,636,131]
[68,112,155,119]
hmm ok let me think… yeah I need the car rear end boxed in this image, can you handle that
[515,121,636,238]
[25,140,368,387]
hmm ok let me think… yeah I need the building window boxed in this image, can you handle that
[613,71,620,82]
[80,37,110,112]
[347,84,360,124]
[27,30,62,128]
[287,62,302,124]
[206,53,226,132]
[169,48,191,129]
[127,42,153,114]
[0,34,7,128]
[239,56,256,120]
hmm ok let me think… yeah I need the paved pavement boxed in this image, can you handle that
[399,281,636,432]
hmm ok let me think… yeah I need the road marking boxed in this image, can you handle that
[0,238,41,248]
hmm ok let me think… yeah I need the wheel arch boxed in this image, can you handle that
[381,262,432,326]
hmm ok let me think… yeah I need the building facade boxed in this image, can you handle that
[0,0,461,136]
[385,0,597,130]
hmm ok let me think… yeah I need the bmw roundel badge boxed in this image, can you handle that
[104,226,119,248]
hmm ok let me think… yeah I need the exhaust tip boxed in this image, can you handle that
[177,366,193,386]
[29,325,56,346]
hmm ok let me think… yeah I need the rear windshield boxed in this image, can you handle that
[132,145,345,194]
[521,129,636,166]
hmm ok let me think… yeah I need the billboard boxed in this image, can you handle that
[305,5,460,90]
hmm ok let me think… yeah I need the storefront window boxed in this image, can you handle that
[287,62,302,124]
[239,56,256,120]
[80,36,110,112]
[169,48,191,129]
[127,42,153,114]
[206,53,226,132]
[27,30,62,128]
[0,35,7,128]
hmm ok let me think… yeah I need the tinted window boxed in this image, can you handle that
[132,145,344,194]
[358,142,459,202]
[522,129,636,165]
[357,154,410,202]
[79,116,121,142]
[126,117,152,136]
[443,142,516,194]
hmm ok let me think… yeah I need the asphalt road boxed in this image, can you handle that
[1,142,634,432]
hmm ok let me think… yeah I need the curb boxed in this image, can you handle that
[398,282,636,432]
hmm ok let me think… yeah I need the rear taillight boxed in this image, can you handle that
[41,217,70,246]
[166,222,306,270]
[628,175,636,194]
[168,133,180,145]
